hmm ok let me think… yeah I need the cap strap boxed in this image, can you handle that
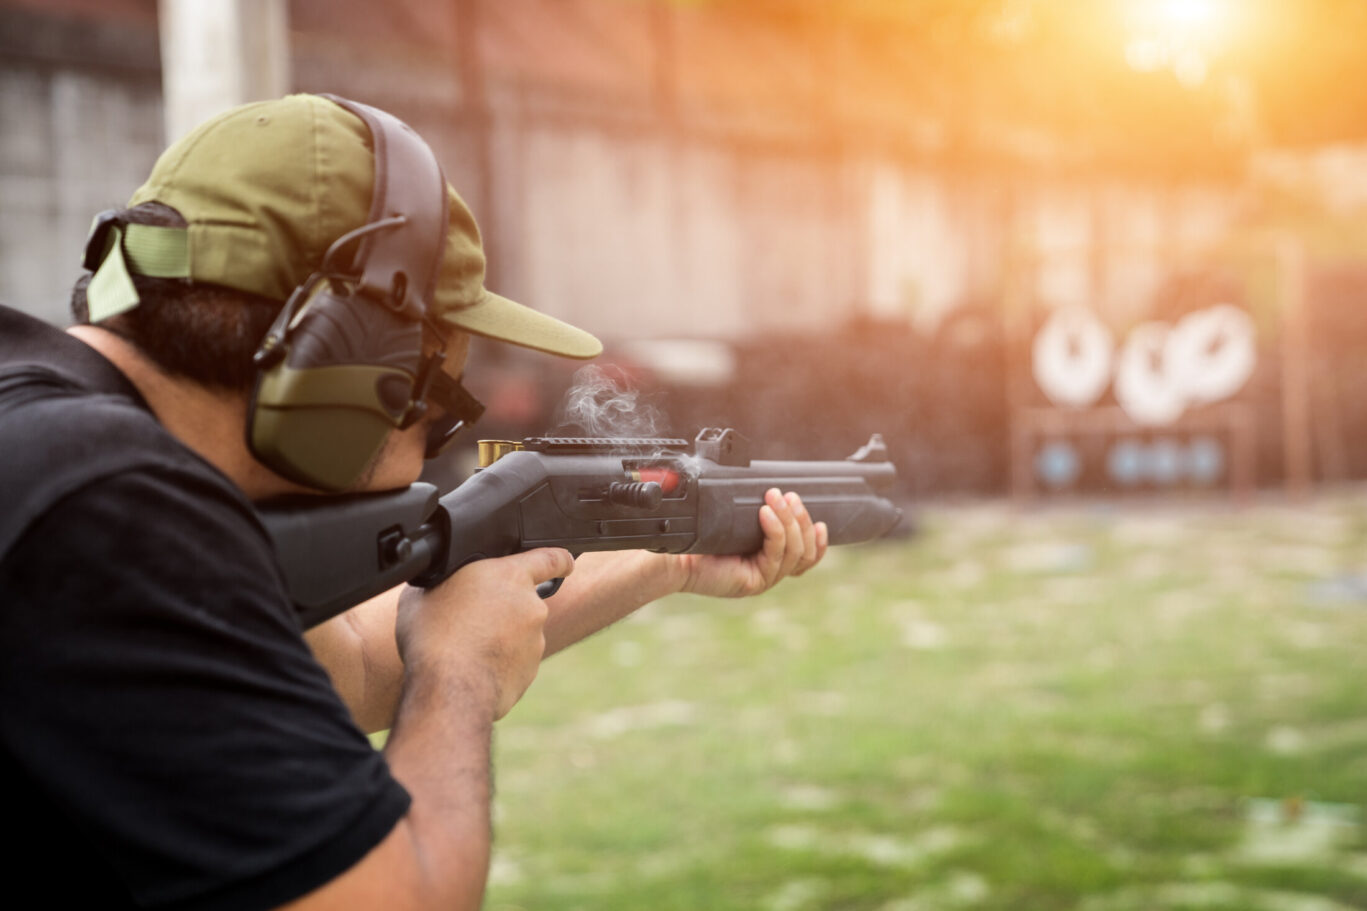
[86,225,140,322]
[85,223,191,323]
[121,224,190,278]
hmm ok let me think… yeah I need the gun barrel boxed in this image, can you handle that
[705,457,898,491]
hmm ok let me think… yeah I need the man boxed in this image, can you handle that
[0,94,826,908]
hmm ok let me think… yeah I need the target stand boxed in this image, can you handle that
[1010,403,1256,504]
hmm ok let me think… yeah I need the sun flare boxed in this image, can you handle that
[1122,0,1233,85]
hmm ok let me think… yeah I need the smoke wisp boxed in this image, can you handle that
[549,365,709,480]
[551,365,669,439]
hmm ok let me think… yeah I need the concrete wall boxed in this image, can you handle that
[0,9,163,324]
[0,5,1244,341]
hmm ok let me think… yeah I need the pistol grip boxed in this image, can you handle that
[536,577,565,599]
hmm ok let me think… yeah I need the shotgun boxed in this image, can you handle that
[259,428,902,628]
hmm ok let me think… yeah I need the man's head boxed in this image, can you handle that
[75,94,600,491]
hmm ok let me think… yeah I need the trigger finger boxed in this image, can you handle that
[521,547,576,585]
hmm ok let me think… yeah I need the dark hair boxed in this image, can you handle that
[70,203,283,392]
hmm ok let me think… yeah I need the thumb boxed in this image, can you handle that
[508,547,575,585]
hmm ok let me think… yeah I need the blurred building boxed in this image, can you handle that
[1,0,1240,334]
[6,0,1367,497]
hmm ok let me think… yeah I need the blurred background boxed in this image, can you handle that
[5,2,1367,908]
[6,0,1367,500]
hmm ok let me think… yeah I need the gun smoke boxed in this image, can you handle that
[551,365,704,478]
[552,365,669,439]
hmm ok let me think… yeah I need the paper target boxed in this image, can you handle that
[1032,306,1114,408]
[1165,304,1256,405]
[1107,440,1145,486]
[1187,436,1225,485]
[1147,438,1183,485]
[1114,322,1186,426]
[1035,441,1081,489]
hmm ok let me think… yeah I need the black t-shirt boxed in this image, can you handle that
[0,306,410,909]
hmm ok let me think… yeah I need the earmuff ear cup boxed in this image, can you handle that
[249,285,424,491]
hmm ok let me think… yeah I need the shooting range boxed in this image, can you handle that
[3,1,1367,907]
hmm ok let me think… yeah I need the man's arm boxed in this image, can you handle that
[306,489,827,731]
[542,488,828,655]
[305,589,405,734]
[283,547,571,911]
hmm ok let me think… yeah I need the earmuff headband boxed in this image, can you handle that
[246,96,460,491]
[318,95,450,321]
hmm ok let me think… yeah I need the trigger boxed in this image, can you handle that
[536,577,564,599]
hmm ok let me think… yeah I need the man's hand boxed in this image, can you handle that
[676,488,828,599]
[396,547,572,719]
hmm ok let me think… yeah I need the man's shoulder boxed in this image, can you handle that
[0,324,247,557]
[0,304,157,447]
[0,304,144,399]
[0,376,227,492]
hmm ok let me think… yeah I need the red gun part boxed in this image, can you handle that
[632,467,681,494]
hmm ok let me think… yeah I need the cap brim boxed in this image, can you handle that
[438,289,602,360]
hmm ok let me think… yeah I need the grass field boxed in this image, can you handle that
[485,494,1367,911]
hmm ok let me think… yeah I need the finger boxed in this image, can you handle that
[765,487,792,523]
[761,489,800,583]
[788,493,819,576]
[756,496,789,582]
[776,491,805,579]
[508,547,576,585]
[794,520,828,577]
[763,488,798,575]
[787,491,817,548]
[757,499,786,559]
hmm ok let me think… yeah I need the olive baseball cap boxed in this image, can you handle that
[108,93,601,360]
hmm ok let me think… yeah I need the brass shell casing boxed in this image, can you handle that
[477,439,523,468]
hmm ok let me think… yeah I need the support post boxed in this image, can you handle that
[157,0,290,143]
[1276,235,1313,500]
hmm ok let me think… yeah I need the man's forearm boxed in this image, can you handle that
[543,489,828,654]
[305,589,405,734]
[542,550,685,656]
[381,666,498,905]
[279,665,497,910]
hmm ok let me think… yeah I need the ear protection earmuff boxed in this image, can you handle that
[247,95,472,492]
